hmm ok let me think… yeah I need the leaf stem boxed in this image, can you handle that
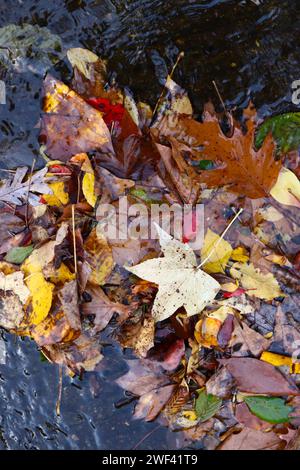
[198,208,243,269]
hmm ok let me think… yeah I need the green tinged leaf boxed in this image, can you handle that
[244,396,293,424]
[5,245,34,264]
[255,113,300,154]
[195,389,222,422]
[197,160,215,170]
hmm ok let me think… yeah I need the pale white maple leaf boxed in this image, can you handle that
[126,223,220,322]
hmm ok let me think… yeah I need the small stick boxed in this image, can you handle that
[72,204,77,275]
[152,51,185,120]
[198,208,243,269]
[212,80,227,113]
[25,157,36,227]
[56,365,63,416]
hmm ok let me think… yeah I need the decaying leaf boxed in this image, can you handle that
[126,224,220,322]
[41,75,114,161]
[0,167,51,206]
[219,427,281,450]
[134,384,176,421]
[0,270,30,304]
[82,285,129,334]
[83,228,114,286]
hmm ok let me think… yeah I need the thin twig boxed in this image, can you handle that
[25,157,36,227]
[131,424,162,450]
[56,365,63,416]
[152,51,185,120]
[198,208,243,269]
[212,80,226,113]
[72,204,78,275]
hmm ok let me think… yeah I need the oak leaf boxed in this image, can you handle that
[155,104,281,198]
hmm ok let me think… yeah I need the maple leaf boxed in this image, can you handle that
[126,224,220,322]
[155,104,281,198]
[0,167,51,206]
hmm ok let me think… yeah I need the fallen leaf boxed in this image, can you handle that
[195,389,222,422]
[219,427,280,450]
[244,396,293,424]
[84,228,114,286]
[229,318,270,357]
[230,262,283,300]
[116,359,170,396]
[0,167,51,206]
[5,245,34,264]
[82,285,129,334]
[126,224,220,322]
[117,312,155,358]
[155,103,281,199]
[134,384,176,421]
[41,75,113,161]
[201,229,233,274]
[0,270,30,304]
[270,168,300,208]
[235,402,270,430]
[220,357,300,396]
[42,181,69,207]
[0,292,25,330]
[255,112,300,154]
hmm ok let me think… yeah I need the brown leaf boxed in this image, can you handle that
[235,402,270,431]
[220,358,300,396]
[206,366,235,399]
[43,333,103,373]
[41,75,114,161]
[273,306,300,356]
[118,312,155,358]
[155,138,200,204]
[81,285,129,334]
[230,318,270,357]
[116,359,170,396]
[134,384,176,421]
[155,104,281,198]
[219,428,280,450]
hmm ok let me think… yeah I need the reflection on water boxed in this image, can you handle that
[0,0,300,449]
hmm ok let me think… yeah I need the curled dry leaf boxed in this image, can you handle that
[126,224,220,322]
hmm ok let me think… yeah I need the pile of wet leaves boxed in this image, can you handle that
[1,45,300,450]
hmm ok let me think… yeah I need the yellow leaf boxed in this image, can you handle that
[231,246,249,263]
[42,181,69,206]
[221,281,239,292]
[25,272,54,325]
[261,351,300,374]
[195,317,222,348]
[183,410,198,421]
[45,263,75,284]
[270,168,300,208]
[261,351,291,367]
[230,262,283,301]
[84,228,114,285]
[82,172,97,207]
[201,229,232,274]
[207,305,235,322]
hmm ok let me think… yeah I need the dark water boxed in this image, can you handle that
[0,0,299,450]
